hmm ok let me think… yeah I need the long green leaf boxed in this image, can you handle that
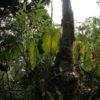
[41,27,61,55]
[28,38,40,70]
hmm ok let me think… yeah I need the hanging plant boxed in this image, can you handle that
[40,27,61,55]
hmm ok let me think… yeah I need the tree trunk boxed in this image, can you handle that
[55,0,74,73]
[50,0,78,100]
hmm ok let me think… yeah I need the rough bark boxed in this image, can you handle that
[55,0,74,72]
[50,0,78,100]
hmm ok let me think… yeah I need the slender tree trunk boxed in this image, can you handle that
[51,0,78,100]
[55,0,74,72]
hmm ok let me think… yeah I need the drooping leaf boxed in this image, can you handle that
[28,38,40,70]
[0,35,23,63]
[23,2,26,11]
[41,27,61,55]
[52,28,61,53]
[8,43,23,60]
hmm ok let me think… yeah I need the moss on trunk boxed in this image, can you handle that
[50,0,79,100]
[55,0,74,72]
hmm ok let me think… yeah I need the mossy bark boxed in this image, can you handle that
[55,0,74,72]
[49,0,78,100]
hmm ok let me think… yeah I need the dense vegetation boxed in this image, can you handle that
[0,0,60,99]
[0,0,100,100]
[73,17,100,100]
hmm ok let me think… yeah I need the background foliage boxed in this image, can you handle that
[73,17,100,99]
[0,0,100,100]
[0,0,62,99]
